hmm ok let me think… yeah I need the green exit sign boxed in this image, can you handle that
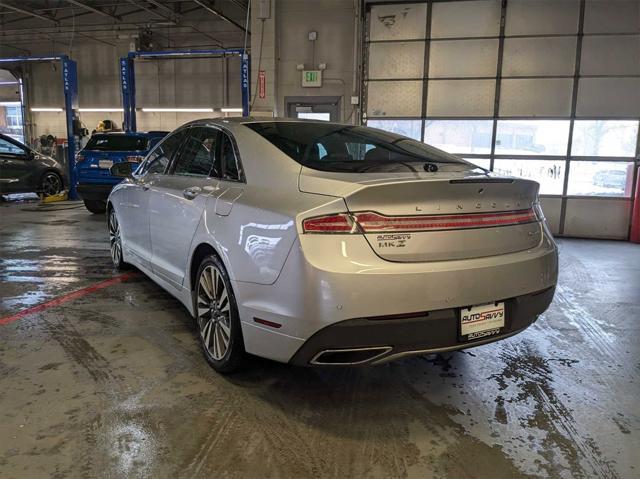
[302,70,322,88]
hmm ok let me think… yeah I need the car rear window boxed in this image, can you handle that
[245,121,473,173]
[84,135,149,151]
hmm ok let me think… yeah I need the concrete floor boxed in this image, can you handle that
[0,199,638,479]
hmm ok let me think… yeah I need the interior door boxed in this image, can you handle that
[149,126,221,288]
[122,129,186,268]
[0,137,30,193]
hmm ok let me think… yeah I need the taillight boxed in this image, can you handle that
[354,209,537,232]
[302,208,537,234]
[302,213,360,234]
[126,155,144,163]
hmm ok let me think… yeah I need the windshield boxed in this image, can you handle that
[84,135,149,152]
[245,121,474,173]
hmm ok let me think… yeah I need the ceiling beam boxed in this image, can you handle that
[143,0,178,18]
[64,0,122,22]
[0,41,31,54]
[0,2,59,24]
[192,0,248,34]
[123,0,180,24]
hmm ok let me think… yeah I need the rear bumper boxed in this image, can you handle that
[76,183,114,201]
[288,285,555,366]
[235,232,558,364]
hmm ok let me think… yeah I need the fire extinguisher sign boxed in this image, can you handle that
[258,70,266,99]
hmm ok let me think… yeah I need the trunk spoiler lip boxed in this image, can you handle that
[449,178,515,184]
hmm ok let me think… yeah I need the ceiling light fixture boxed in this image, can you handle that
[220,107,243,113]
[141,108,214,113]
[30,107,63,112]
[78,108,124,112]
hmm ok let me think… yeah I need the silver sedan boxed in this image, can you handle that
[107,119,558,373]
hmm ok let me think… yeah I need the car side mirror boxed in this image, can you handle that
[110,161,136,178]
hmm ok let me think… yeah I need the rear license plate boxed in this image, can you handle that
[460,302,505,341]
[98,160,113,169]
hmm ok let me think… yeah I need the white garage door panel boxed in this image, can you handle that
[563,198,632,239]
[584,0,640,33]
[369,3,427,41]
[506,0,580,35]
[502,37,576,77]
[430,0,501,38]
[367,80,423,117]
[499,79,574,117]
[576,78,640,117]
[429,39,498,78]
[539,197,562,236]
[427,79,495,117]
[580,36,640,76]
[368,42,425,79]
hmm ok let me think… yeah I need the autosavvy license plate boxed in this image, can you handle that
[460,302,505,341]
[98,160,113,169]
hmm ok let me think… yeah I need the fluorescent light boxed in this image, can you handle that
[0,101,20,106]
[141,108,214,113]
[31,107,63,112]
[79,108,124,112]
[0,81,19,86]
[220,107,243,113]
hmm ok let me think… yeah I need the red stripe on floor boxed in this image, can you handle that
[0,271,139,326]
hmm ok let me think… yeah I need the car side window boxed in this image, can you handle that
[0,138,26,156]
[219,132,242,181]
[136,131,184,177]
[172,127,219,178]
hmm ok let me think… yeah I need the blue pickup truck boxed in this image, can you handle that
[75,131,167,213]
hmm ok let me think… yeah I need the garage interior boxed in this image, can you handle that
[0,0,639,478]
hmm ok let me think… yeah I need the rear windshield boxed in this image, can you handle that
[245,122,473,173]
[84,135,149,151]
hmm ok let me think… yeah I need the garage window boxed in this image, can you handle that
[567,161,634,197]
[571,120,639,157]
[424,120,494,154]
[494,159,566,195]
[494,120,570,156]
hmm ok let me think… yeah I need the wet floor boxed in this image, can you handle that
[0,200,638,478]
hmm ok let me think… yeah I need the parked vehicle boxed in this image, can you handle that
[107,119,558,373]
[593,169,627,190]
[0,133,65,197]
[75,131,167,213]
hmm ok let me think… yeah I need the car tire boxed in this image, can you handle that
[40,171,63,197]
[84,199,107,214]
[194,255,246,374]
[108,208,127,270]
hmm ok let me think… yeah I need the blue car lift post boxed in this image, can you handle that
[0,55,80,200]
[120,49,250,132]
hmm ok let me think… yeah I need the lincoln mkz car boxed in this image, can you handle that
[107,119,558,373]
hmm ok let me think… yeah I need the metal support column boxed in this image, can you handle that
[61,56,79,200]
[241,51,250,116]
[120,56,136,132]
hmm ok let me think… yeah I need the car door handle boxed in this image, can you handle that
[183,186,201,200]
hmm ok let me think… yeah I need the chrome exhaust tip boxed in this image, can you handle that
[309,346,392,366]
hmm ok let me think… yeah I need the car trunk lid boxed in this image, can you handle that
[299,167,542,262]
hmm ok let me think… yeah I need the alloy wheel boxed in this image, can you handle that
[108,211,122,266]
[197,265,231,360]
[42,173,62,196]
